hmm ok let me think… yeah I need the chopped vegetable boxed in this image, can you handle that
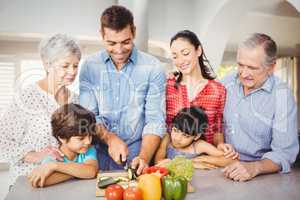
[98,177,119,189]
[128,166,138,180]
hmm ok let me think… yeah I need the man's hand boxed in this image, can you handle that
[217,143,239,159]
[222,161,259,182]
[107,133,128,165]
[131,156,148,175]
[155,159,171,167]
[27,163,57,187]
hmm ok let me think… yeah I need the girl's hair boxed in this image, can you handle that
[170,30,216,89]
[172,106,208,137]
[51,103,96,143]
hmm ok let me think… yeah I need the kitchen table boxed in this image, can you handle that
[5,168,300,200]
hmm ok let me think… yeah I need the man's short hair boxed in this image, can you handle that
[51,103,96,143]
[239,33,277,67]
[100,5,135,34]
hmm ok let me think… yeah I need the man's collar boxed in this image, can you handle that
[260,74,274,93]
[235,73,274,94]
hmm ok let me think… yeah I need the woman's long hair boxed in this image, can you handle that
[170,30,216,89]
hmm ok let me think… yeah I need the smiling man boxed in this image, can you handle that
[221,33,299,181]
[79,5,166,174]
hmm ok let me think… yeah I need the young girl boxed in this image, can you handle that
[155,106,238,169]
[27,103,98,187]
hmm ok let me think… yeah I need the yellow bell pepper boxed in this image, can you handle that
[138,174,161,200]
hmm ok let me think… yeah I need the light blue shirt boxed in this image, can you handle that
[222,73,299,173]
[79,47,166,144]
[42,146,97,164]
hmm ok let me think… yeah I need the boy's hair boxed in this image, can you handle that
[172,106,208,137]
[51,103,96,143]
[100,5,135,34]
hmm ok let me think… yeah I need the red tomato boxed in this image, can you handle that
[159,167,168,176]
[105,184,124,200]
[142,166,168,178]
[149,166,159,173]
[123,187,143,200]
[142,167,151,174]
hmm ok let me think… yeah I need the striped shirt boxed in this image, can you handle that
[222,73,299,173]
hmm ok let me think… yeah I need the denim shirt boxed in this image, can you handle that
[221,73,299,173]
[79,47,166,144]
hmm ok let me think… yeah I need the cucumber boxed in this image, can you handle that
[128,166,137,180]
[98,177,119,189]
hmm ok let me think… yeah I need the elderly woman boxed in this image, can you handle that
[0,34,81,184]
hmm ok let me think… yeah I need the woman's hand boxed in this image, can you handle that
[24,146,64,164]
[217,143,239,159]
[27,162,57,187]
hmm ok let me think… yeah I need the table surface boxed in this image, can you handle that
[5,168,300,200]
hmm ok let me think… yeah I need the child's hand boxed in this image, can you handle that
[155,159,171,167]
[217,143,239,159]
[27,163,56,188]
[192,157,218,170]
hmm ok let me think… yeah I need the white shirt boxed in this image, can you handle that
[0,83,78,184]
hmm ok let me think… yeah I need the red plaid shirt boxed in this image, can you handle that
[166,78,226,144]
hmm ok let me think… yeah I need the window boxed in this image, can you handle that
[0,62,15,113]
[19,60,45,87]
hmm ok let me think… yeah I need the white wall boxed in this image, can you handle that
[0,0,115,38]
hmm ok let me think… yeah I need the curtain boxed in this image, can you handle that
[274,57,298,101]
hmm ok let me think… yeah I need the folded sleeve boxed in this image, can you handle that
[262,85,299,173]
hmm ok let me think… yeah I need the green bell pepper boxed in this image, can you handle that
[162,175,188,200]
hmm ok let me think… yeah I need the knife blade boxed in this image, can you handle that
[120,155,128,170]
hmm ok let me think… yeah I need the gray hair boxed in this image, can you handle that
[239,33,277,67]
[39,33,81,66]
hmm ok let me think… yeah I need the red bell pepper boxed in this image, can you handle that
[142,166,169,178]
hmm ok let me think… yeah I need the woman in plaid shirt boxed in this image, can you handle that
[157,30,239,168]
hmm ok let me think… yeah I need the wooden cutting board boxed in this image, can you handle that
[95,171,195,197]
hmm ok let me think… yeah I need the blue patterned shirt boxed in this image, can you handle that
[222,73,299,173]
[79,47,166,144]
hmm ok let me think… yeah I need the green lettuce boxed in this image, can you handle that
[166,156,194,181]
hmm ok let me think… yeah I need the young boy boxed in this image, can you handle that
[155,106,238,169]
[27,103,98,187]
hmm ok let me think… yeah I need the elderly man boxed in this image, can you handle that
[222,33,299,181]
[79,5,166,174]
